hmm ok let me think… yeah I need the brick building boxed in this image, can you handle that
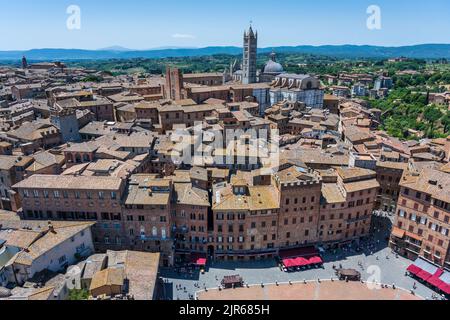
[390,166,450,268]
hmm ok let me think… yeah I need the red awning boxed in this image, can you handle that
[426,269,444,289]
[438,283,450,295]
[283,257,308,267]
[308,256,323,264]
[282,259,294,267]
[406,264,422,276]
[196,258,207,266]
[191,253,207,266]
[283,256,323,267]
[294,257,309,266]
[416,270,432,281]
[428,276,444,288]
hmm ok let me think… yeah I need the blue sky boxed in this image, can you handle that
[1,0,449,50]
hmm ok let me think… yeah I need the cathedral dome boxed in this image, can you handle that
[263,52,284,74]
[263,59,284,74]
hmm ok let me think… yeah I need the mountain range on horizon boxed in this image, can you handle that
[1,44,450,61]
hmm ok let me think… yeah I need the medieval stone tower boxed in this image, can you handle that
[242,26,258,84]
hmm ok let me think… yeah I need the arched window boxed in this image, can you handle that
[161,228,166,240]
[152,227,158,237]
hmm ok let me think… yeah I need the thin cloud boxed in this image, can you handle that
[172,33,196,39]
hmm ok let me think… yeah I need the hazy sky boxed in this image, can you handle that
[1,0,449,50]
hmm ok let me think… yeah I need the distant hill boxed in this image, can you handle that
[99,46,134,52]
[1,44,450,61]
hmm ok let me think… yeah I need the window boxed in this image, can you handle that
[98,192,105,200]
[111,192,117,200]
[101,212,110,220]
[53,191,60,198]
[399,210,406,218]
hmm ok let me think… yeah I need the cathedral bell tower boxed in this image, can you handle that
[242,25,258,84]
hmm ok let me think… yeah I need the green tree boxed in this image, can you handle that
[68,289,90,300]
[423,105,442,136]
[442,111,450,134]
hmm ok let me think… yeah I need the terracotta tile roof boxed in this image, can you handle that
[13,174,123,191]
[0,229,41,249]
[89,268,124,291]
[343,179,380,193]
[322,183,346,203]
[400,168,450,203]
[12,222,94,266]
[174,183,209,207]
